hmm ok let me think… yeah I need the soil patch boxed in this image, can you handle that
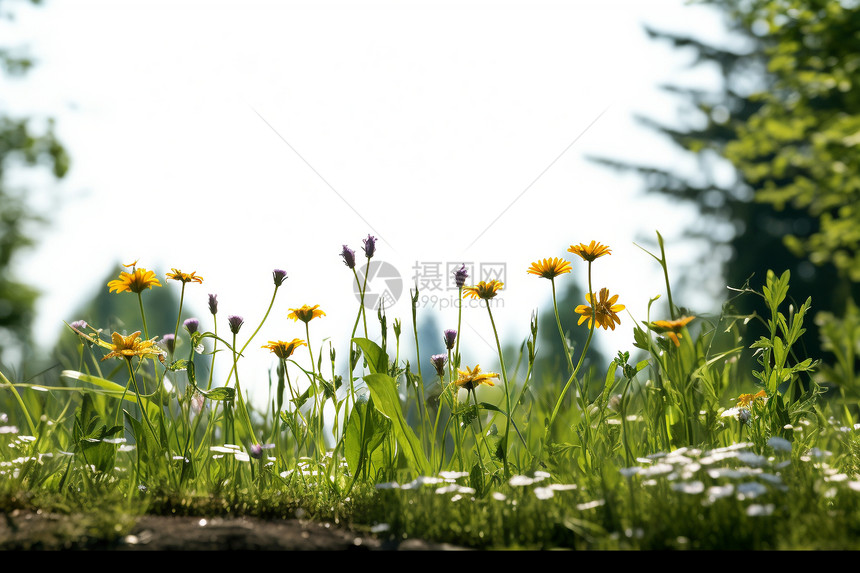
[0,509,468,551]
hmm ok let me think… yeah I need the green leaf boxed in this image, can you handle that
[363,372,430,474]
[343,397,391,477]
[204,387,235,402]
[61,370,160,420]
[352,338,389,375]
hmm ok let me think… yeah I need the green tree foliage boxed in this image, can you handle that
[721,0,860,281]
[0,0,70,367]
[593,0,860,368]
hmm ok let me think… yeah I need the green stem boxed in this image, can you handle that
[486,304,511,477]
[137,292,150,340]
[231,332,258,446]
[0,368,36,435]
[551,278,574,374]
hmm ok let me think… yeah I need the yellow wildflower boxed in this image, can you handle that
[166,268,204,284]
[462,280,504,300]
[650,316,696,347]
[574,288,625,330]
[100,331,165,362]
[455,365,499,391]
[107,267,162,294]
[568,241,612,262]
[527,258,572,280]
[287,304,326,323]
[737,390,767,408]
[262,339,307,360]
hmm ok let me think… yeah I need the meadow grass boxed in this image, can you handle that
[1,232,860,550]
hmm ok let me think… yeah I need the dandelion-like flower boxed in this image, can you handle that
[340,245,356,269]
[100,331,165,362]
[649,316,695,347]
[262,338,307,360]
[568,241,612,262]
[737,390,767,408]
[453,264,469,288]
[166,269,204,284]
[527,257,572,280]
[430,354,447,377]
[183,318,199,334]
[443,329,457,350]
[227,315,244,334]
[108,267,162,294]
[288,304,326,324]
[208,294,218,315]
[455,365,499,391]
[272,269,288,287]
[462,280,504,300]
[574,288,625,330]
[362,235,377,258]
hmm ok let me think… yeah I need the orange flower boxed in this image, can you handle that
[650,316,696,347]
[262,339,307,359]
[455,365,499,391]
[568,241,611,262]
[527,258,572,280]
[462,280,504,300]
[166,269,204,284]
[108,267,162,294]
[287,304,326,323]
[574,288,625,330]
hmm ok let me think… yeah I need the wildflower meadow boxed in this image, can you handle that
[1,230,859,550]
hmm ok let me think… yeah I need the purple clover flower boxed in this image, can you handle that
[208,294,218,315]
[273,269,288,287]
[227,315,244,335]
[70,320,88,331]
[454,264,468,288]
[443,329,457,350]
[162,333,176,354]
[249,443,275,459]
[340,245,356,269]
[361,235,377,259]
[183,318,199,334]
[430,354,447,378]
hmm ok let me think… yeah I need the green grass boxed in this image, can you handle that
[2,235,859,549]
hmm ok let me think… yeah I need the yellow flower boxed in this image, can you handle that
[287,304,326,323]
[455,365,499,391]
[574,288,625,330]
[527,258,572,280]
[737,390,767,408]
[650,316,696,347]
[262,339,307,359]
[107,267,162,294]
[462,280,504,300]
[100,331,165,362]
[166,268,204,284]
[568,241,612,262]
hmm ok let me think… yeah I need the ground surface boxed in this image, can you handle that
[0,510,468,551]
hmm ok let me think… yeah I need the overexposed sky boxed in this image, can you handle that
[3,0,736,408]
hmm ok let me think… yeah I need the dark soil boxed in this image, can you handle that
[0,509,468,551]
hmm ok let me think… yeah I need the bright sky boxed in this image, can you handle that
[4,0,734,408]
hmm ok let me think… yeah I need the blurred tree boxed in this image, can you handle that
[0,0,70,369]
[593,0,860,367]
